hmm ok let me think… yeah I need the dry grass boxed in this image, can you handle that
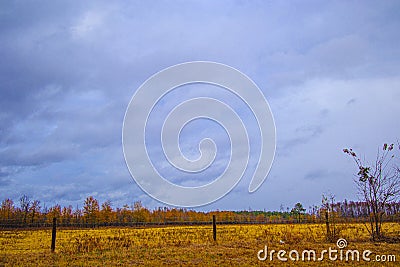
[0,223,399,266]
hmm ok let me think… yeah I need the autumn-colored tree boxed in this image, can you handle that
[1,192,399,228]
[29,200,41,224]
[321,194,340,241]
[117,204,133,223]
[19,195,31,224]
[61,205,73,224]
[291,202,306,223]
[344,143,400,240]
[131,201,150,223]
[83,196,99,224]
[47,204,61,221]
[151,207,164,223]
[1,198,14,222]
[73,206,83,224]
[100,200,114,223]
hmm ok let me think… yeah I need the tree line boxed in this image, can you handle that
[1,195,399,228]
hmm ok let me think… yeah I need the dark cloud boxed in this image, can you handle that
[0,1,399,210]
[279,125,324,154]
[346,98,357,105]
[304,169,337,181]
[0,145,77,167]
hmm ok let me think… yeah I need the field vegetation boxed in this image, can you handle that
[1,223,399,266]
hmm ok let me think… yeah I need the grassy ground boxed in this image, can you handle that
[0,223,399,266]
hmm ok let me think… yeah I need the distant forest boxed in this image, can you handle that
[1,195,399,228]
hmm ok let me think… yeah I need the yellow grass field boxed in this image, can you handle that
[1,223,399,266]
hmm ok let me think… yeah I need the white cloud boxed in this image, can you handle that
[70,10,105,40]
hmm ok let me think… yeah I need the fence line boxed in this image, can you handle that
[1,216,399,230]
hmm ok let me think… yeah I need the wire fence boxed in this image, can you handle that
[1,216,399,230]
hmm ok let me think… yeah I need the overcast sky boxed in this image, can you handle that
[1,1,399,211]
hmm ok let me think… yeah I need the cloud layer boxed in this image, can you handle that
[1,1,399,211]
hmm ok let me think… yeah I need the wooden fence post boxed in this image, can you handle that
[212,215,216,241]
[51,217,57,252]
